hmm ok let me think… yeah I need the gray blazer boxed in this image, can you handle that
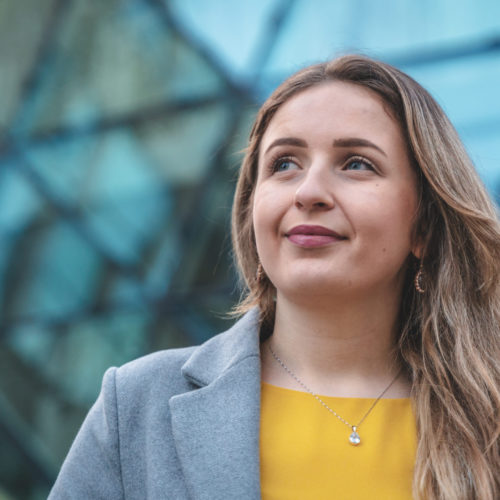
[49,309,262,499]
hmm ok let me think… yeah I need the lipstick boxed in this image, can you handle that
[286,225,346,248]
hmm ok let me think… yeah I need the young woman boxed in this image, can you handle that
[50,55,500,500]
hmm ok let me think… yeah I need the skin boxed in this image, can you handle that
[253,82,420,398]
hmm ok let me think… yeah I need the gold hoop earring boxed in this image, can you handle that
[414,260,425,294]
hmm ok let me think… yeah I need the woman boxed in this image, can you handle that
[50,55,500,499]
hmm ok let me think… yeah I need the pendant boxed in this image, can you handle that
[349,426,361,446]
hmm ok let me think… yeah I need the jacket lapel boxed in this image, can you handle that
[169,309,262,499]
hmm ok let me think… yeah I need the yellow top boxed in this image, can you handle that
[260,382,417,500]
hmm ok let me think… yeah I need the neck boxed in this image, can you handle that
[261,290,410,398]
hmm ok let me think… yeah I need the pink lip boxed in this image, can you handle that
[286,225,346,248]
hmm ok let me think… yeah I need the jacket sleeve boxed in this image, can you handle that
[48,367,124,499]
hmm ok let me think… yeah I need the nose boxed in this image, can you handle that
[294,166,335,211]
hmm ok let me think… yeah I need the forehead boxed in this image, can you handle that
[259,81,405,156]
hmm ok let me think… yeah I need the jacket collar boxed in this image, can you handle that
[180,307,261,387]
[169,309,262,499]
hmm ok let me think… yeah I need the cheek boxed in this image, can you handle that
[252,191,266,238]
[360,188,418,252]
[252,185,289,237]
[391,187,419,234]
[252,190,271,256]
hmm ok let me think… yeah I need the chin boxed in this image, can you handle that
[276,274,352,299]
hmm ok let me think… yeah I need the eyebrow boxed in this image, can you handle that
[264,137,307,155]
[263,136,387,157]
[333,138,387,157]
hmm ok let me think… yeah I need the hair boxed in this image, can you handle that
[231,54,500,499]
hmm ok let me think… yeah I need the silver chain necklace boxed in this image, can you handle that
[268,344,402,446]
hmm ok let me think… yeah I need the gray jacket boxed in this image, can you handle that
[49,309,262,499]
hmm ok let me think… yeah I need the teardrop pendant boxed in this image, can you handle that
[349,426,361,446]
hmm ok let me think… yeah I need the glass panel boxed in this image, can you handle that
[1,0,498,497]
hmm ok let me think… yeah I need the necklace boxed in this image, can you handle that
[268,344,402,446]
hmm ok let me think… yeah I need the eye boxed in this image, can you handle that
[270,156,300,173]
[343,156,375,171]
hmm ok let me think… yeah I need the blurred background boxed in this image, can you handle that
[0,0,499,498]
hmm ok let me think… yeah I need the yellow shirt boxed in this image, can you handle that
[260,382,417,500]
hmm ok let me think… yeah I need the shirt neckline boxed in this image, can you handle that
[261,381,411,401]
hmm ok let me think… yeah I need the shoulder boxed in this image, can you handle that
[108,308,261,404]
[114,346,196,395]
[49,310,262,498]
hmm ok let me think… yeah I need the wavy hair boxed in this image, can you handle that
[231,55,500,499]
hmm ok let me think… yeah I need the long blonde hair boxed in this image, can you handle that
[231,55,500,499]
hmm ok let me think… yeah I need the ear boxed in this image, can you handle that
[411,229,425,260]
[411,243,423,260]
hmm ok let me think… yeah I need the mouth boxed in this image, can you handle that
[285,225,347,248]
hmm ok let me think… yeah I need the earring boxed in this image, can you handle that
[414,260,425,294]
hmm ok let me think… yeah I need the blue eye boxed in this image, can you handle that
[344,157,374,171]
[271,157,299,173]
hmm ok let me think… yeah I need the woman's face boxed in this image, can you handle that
[252,81,419,301]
